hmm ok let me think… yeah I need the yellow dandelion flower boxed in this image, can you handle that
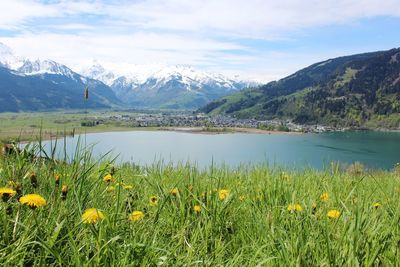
[103,174,113,182]
[61,185,68,200]
[19,194,46,208]
[170,188,179,197]
[82,208,105,224]
[373,202,381,209]
[193,205,202,213]
[281,172,290,181]
[327,209,341,219]
[54,174,60,186]
[218,189,229,201]
[107,186,115,193]
[123,185,133,190]
[320,192,329,202]
[129,211,144,221]
[149,196,158,206]
[0,187,16,200]
[287,204,303,213]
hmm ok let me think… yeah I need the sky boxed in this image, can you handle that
[0,0,399,82]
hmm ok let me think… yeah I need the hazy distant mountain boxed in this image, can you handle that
[0,43,120,112]
[200,48,400,128]
[81,62,255,109]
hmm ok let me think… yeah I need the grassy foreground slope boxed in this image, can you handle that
[200,48,400,128]
[0,144,400,265]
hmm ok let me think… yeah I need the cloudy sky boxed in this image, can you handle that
[0,0,399,82]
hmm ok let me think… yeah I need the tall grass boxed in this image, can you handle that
[0,142,399,266]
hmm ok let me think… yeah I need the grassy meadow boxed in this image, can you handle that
[0,111,158,142]
[0,142,400,266]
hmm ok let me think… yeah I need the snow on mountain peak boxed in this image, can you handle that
[0,42,25,69]
[80,62,252,90]
[18,59,75,78]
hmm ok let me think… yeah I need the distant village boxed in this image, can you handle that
[90,112,344,133]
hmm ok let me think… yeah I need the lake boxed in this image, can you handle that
[41,130,400,170]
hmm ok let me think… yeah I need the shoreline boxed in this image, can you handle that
[162,127,302,135]
[2,126,302,143]
[3,125,400,144]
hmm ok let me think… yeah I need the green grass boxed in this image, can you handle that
[0,111,166,142]
[0,143,400,265]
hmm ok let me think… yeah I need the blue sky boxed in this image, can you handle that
[0,0,399,82]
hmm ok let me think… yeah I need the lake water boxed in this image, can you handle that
[42,130,400,170]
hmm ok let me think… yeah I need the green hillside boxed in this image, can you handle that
[0,67,120,112]
[200,48,400,128]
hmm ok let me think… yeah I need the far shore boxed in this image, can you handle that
[1,126,303,143]
[162,127,302,135]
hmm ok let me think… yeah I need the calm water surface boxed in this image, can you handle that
[42,130,400,170]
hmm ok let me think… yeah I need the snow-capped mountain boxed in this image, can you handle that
[80,62,256,109]
[0,43,120,112]
[0,42,256,110]
[18,59,76,78]
[0,42,25,69]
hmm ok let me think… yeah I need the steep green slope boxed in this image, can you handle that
[200,48,400,128]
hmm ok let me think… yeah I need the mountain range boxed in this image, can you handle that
[80,62,253,109]
[200,48,400,128]
[0,43,252,112]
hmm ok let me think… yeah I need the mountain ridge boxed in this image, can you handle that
[200,48,400,128]
[0,42,255,110]
[81,62,255,109]
[0,43,121,112]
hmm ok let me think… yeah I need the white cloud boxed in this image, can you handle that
[0,0,57,29]
[0,32,245,66]
[0,0,399,81]
[104,0,400,39]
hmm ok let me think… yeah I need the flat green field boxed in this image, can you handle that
[0,111,156,142]
[0,144,399,265]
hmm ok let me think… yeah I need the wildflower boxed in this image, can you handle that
[239,195,246,202]
[327,209,341,219]
[107,186,115,193]
[103,174,113,182]
[287,204,303,213]
[19,194,46,208]
[8,181,22,199]
[129,211,144,221]
[54,174,60,187]
[123,185,133,190]
[149,196,158,206]
[193,205,202,213]
[61,185,68,200]
[373,202,381,209]
[218,189,229,201]
[320,192,329,202]
[170,188,179,197]
[281,172,290,181]
[0,187,16,201]
[82,208,105,224]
